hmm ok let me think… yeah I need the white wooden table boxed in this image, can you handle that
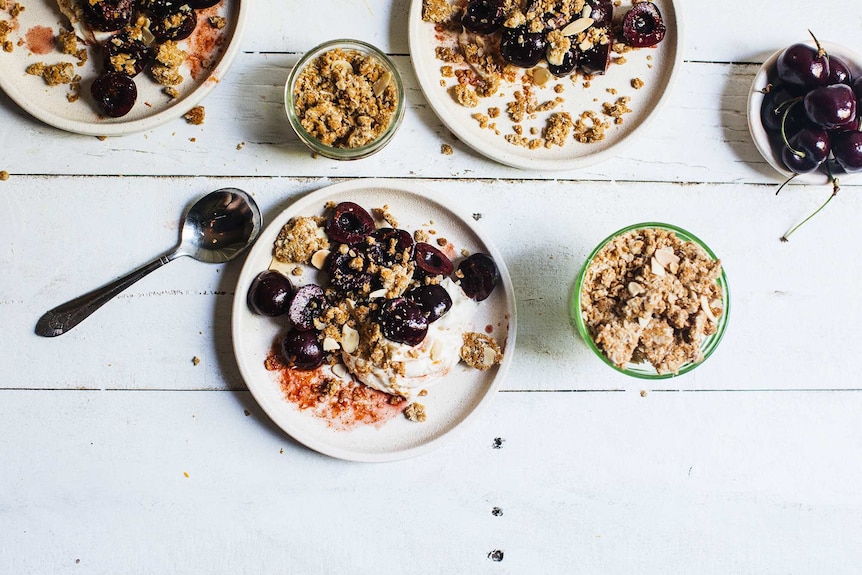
[2,0,862,572]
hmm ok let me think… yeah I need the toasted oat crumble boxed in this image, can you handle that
[151,41,187,87]
[184,105,205,125]
[208,15,226,29]
[292,47,398,149]
[274,216,330,264]
[580,227,724,375]
[404,402,427,422]
[460,332,502,371]
[441,143,454,155]
[25,62,75,86]
[631,77,644,89]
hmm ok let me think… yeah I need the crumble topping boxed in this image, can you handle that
[580,227,724,374]
[183,105,205,125]
[273,216,329,264]
[460,332,503,370]
[292,47,398,149]
[404,402,427,422]
[151,40,187,87]
[25,62,76,85]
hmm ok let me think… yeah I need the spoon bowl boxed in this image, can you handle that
[36,188,262,337]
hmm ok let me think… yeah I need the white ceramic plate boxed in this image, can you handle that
[0,0,246,136]
[747,41,862,185]
[232,179,516,462]
[408,0,683,171]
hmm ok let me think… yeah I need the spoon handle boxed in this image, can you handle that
[35,254,177,337]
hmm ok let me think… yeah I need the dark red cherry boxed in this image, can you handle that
[461,0,505,34]
[548,47,578,77]
[827,56,852,85]
[247,270,294,316]
[760,86,805,133]
[288,284,328,331]
[150,5,197,42]
[405,284,452,323]
[457,253,499,301]
[82,0,134,31]
[326,248,372,293]
[325,202,375,245]
[104,32,152,77]
[776,42,830,88]
[789,127,831,164]
[368,228,414,267]
[188,0,220,7]
[414,243,454,278]
[781,145,821,174]
[621,2,666,48]
[853,77,862,100]
[579,42,612,75]
[500,26,546,68]
[91,72,137,118]
[586,0,613,28]
[377,298,428,346]
[280,329,324,370]
[803,84,857,129]
[832,131,862,173]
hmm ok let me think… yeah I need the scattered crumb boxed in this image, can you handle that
[404,402,427,422]
[631,77,644,90]
[189,137,196,142]
[441,143,453,155]
[192,356,200,366]
[244,409,251,416]
[208,15,226,29]
[236,141,245,150]
[25,62,75,86]
[418,389,428,397]
[460,332,502,370]
[640,390,647,397]
[183,471,190,478]
[184,106,205,125]
[96,135,107,141]
[0,170,8,181]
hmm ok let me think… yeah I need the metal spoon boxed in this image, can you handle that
[35,188,262,337]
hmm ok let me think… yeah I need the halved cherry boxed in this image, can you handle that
[457,253,499,301]
[405,284,452,323]
[91,71,137,118]
[288,284,328,331]
[326,249,372,293]
[325,202,375,245]
[150,5,198,42]
[83,0,134,31]
[377,297,428,346]
[621,2,666,48]
[414,243,454,278]
[104,32,152,77]
[280,329,324,369]
[368,227,414,266]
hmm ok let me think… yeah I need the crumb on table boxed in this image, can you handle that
[184,106,205,125]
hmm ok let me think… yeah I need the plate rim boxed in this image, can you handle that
[407,0,685,171]
[0,0,248,136]
[231,178,517,462]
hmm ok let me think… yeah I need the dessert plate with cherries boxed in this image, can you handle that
[232,179,516,462]
[0,0,246,135]
[408,0,683,170]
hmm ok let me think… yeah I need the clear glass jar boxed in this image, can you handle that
[284,39,405,160]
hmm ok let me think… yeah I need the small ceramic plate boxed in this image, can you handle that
[747,41,862,185]
[0,0,246,136]
[232,179,516,462]
[408,0,683,171]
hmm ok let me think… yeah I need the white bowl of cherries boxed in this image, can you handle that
[748,33,862,239]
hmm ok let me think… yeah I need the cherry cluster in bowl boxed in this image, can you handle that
[247,202,500,371]
[87,0,221,118]
[461,0,666,77]
[761,35,862,178]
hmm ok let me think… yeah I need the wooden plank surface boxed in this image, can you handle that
[2,0,861,572]
[2,389,861,574]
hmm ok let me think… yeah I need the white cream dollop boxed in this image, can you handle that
[341,278,477,397]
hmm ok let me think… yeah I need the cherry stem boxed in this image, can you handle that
[808,29,827,59]
[775,172,797,196]
[780,172,841,242]
[779,98,805,158]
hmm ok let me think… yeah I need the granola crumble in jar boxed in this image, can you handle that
[572,223,730,378]
[284,39,405,160]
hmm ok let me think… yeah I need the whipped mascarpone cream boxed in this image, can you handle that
[341,278,477,397]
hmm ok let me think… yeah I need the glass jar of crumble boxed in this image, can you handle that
[284,39,405,160]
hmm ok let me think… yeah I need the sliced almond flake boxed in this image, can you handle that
[313,317,327,331]
[341,325,359,354]
[650,256,666,277]
[367,288,387,299]
[322,337,340,351]
[482,346,497,368]
[627,281,644,296]
[373,71,392,97]
[430,339,445,361]
[638,316,651,328]
[332,362,351,379]
[561,17,594,37]
[654,246,680,267]
[701,295,717,323]
[310,249,330,270]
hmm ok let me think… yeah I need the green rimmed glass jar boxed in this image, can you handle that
[284,39,405,160]
[571,223,730,379]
